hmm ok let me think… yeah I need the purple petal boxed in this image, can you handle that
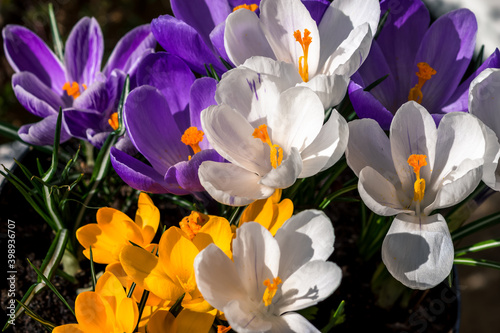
[302,0,330,25]
[189,77,217,150]
[169,149,225,193]
[18,114,71,146]
[414,9,477,112]
[63,108,103,140]
[348,81,394,130]
[377,0,430,101]
[164,168,192,195]
[124,86,190,175]
[73,81,110,113]
[2,25,66,93]
[136,52,195,130]
[86,128,109,148]
[209,21,232,64]
[110,147,171,194]
[12,72,66,118]
[64,17,103,85]
[151,15,226,75]
[170,0,231,45]
[442,48,500,113]
[114,133,137,155]
[102,24,156,77]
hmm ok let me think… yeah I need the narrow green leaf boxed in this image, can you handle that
[89,246,96,292]
[451,210,500,241]
[454,258,500,270]
[169,293,185,317]
[374,9,390,39]
[219,56,234,71]
[455,238,500,257]
[135,289,151,331]
[127,282,137,298]
[42,107,62,182]
[15,300,56,331]
[364,74,389,92]
[319,184,357,210]
[48,3,64,62]
[321,300,346,332]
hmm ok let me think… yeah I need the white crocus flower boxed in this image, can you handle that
[199,71,348,206]
[469,68,500,190]
[194,210,341,333]
[224,0,380,108]
[346,101,500,289]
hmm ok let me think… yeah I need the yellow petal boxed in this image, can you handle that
[193,216,233,258]
[176,308,216,332]
[269,198,293,236]
[95,271,126,315]
[147,310,177,333]
[240,197,274,230]
[181,297,214,313]
[52,324,85,333]
[135,193,160,244]
[105,262,129,288]
[75,292,112,332]
[77,224,117,263]
[120,244,184,301]
[116,297,139,333]
[97,207,145,246]
[158,227,199,284]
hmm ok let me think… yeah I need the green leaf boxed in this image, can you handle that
[364,74,389,92]
[455,239,500,257]
[48,3,64,62]
[451,210,500,241]
[319,184,357,210]
[15,300,56,331]
[169,293,185,317]
[454,258,500,270]
[321,300,346,332]
[89,246,97,292]
[374,9,390,39]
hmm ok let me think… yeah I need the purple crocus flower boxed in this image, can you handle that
[151,0,329,76]
[3,17,156,146]
[110,52,224,195]
[348,0,500,130]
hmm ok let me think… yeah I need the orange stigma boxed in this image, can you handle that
[408,62,436,104]
[407,154,427,202]
[181,127,204,159]
[62,81,87,99]
[262,277,282,306]
[294,29,312,82]
[179,211,208,240]
[108,112,119,130]
[252,124,283,169]
[233,3,258,11]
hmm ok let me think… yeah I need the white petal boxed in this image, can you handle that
[319,23,373,77]
[199,161,275,206]
[233,222,281,302]
[346,118,398,184]
[224,9,275,66]
[276,261,342,314]
[201,104,270,174]
[390,101,437,198]
[194,244,246,310]
[298,73,349,109]
[299,109,348,178]
[242,56,303,88]
[268,86,324,153]
[276,313,320,333]
[469,68,500,136]
[479,120,500,190]
[358,167,413,216]
[382,213,454,290]
[216,66,281,126]
[259,147,302,189]
[275,210,335,280]
[261,0,320,76]
[224,299,273,333]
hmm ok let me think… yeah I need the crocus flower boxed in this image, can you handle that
[223,0,380,108]
[53,272,138,333]
[345,101,500,289]
[468,68,500,191]
[199,70,348,206]
[110,52,224,196]
[349,0,500,130]
[3,17,155,146]
[194,210,341,332]
[146,308,215,333]
[120,211,233,314]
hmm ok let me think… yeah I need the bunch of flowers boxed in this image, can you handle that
[2,0,500,332]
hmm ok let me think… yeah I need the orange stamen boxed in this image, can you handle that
[181,126,204,159]
[218,326,232,333]
[408,62,436,104]
[62,81,86,99]
[108,112,119,130]
[407,154,427,202]
[233,4,258,12]
[294,29,312,82]
[252,124,283,169]
[179,211,208,240]
[262,277,282,306]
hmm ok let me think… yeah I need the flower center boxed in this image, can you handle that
[262,277,282,306]
[181,126,204,160]
[233,3,258,11]
[62,81,87,99]
[293,29,312,82]
[407,154,427,203]
[108,112,119,130]
[408,62,436,104]
[179,211,208,240]
[252,124,283,169]
[176,275,195,294]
